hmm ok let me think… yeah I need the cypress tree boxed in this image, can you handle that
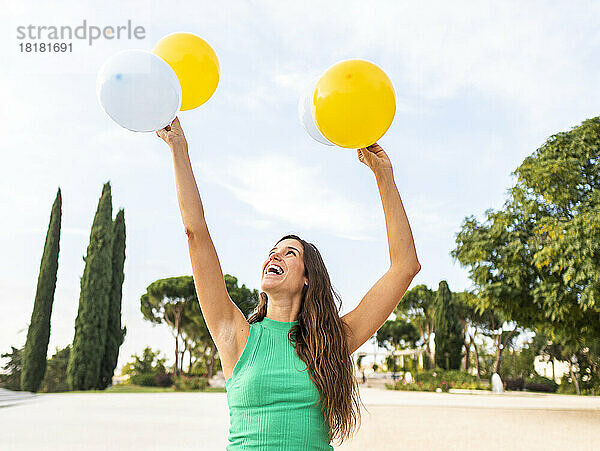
[97,209,127,389]
[21,188,62,392]
[67,182,114,390]
[433,281,463,370]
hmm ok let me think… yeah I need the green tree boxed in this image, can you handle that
[499,336,538,381]
[461,293,521,376]
[543,329,600,395]
[225,274,259,317]
[376,318,419,376]
[67,182,114,390]
[452,117,600,391]
[122,347,166,376]
[141,276,197,376]
[433,281,463,370]
[395,284,436,368]
[97,209,127,389]
[535,329,567,382]
[21,188,62,392]
[452,117,600,346]
[40,345,71,393]
[454,291,481,372]
[453,291,496,379]
[375,318,419,351]
[141,274,258,376]
[180,301,216,377]
[121,347,166,386]
[0,346,23,391]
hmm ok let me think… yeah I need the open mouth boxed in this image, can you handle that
[264,263,284,276]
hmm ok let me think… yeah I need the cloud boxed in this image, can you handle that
[234,216,274,230]
[258,0,600,130]
[272,68,319,98]
[194,152,381,240]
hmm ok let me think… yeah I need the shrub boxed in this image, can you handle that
[121,348,166,378]
[525,382,554,393]
[390,368,486,392]
[130,373,157,387]
[173,375,208,391]
[154,372,173,387]
[504,377,525,391]
[557,374,577,394]
[525,375,558,393]
[38,345,71,393]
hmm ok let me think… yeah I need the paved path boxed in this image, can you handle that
[0,388,36,408]
[1,387,598,450]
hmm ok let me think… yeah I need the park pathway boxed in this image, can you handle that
[0,386,598,450]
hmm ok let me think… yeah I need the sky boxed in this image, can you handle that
[2,1,600,372]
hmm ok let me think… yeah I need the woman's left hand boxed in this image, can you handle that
[357,143,393,174]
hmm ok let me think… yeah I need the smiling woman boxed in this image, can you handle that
[236,234,362,449]
[157,116,420,449]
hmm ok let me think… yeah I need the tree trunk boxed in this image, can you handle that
[162,303,185,376]
[493,327,517,374]
[493,335,502,373]
[417,324,433,370]
[180,337,187,375]
[208,343,217,379]
[426,322,435,369]
[174,305,184,376]
[174,323,179,376]
[569,359,580,395]
[424,343,434,370]
[179,349,186,375]
[461,321,469,371]
[471,334,481,381]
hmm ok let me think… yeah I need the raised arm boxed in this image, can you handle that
[156,118,248,356]
[341,143,421,354]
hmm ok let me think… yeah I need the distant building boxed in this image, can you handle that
[533,355,569,383]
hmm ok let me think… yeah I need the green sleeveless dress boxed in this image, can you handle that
[225,316,334,450]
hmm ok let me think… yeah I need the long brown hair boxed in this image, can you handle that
[247,234,366,446]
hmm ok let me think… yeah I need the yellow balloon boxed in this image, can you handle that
[153,33,220,111]
[312,59,396,148]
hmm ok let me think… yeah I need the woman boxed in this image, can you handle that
[157,117,420,449]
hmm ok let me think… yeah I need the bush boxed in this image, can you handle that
[130,373,158,387]
[0,346,23,391]
[390,368,486,392]
[121,348,168,387]
[504,377,525,391]
[392,381,428,391]
[525,382,554,393]
[173,375,208,391]
[154,372,173,387]
[524,375,558,393]
[122,348,166,378]
[557,374,578,394]
[39,346,71,393]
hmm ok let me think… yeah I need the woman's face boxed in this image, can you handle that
[260,238,308,293]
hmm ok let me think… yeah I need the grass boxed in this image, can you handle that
[39,384,227,394]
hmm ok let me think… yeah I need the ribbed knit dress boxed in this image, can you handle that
[225,316,334,450]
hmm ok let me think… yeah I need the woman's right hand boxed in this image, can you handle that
[156,117,187,149]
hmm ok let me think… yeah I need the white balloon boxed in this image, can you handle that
[97,49,182,132]
[297,80,335,146]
